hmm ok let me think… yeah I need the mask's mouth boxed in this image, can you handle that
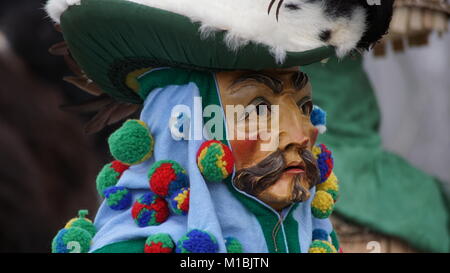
[283,161,306,175]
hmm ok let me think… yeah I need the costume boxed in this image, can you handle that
[45,0,393,253]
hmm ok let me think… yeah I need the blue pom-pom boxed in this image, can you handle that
[104,186,132,210]
[53,229,70,253]
[312,229,329,241]
[51,227,91,253]
[176,229,219,253]
[310,105,326,127]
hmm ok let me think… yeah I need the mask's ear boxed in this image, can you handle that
[357,0,394,50]
[310,105,327,134]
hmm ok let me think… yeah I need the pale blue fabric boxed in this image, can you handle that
[90,70,334,253]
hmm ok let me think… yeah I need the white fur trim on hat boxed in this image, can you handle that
[46,0,368,63]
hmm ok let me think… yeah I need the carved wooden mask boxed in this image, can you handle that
[216,68,320,212]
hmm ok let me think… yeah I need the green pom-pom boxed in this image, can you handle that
[196,140,234,183]
[97,164,117,197]
[225,237,243,253]
[96,161,130,197]
[51,227,92,253]
[65,210,96,237]
[108,120,154,165]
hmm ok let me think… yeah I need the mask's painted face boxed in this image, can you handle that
[216,67,320,212]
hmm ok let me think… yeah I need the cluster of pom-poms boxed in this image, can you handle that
[130,160,191,227]
[97,118,155,212]
[132,192,170,227]
[312,144,334,183]
[142,231,243,253]
[176,229,219,253]
[144,233,175,253]
[196,140,234,182]
[108,119,154,165]
[51,210,96,253]
[96,160,132,211]
[311,144,339,219]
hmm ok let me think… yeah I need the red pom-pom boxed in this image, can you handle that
[148,160,188,197]
[111,160,130,174]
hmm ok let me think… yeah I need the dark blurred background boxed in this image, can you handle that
[0,0,117,252]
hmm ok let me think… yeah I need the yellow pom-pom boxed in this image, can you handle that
[316,172,339,202]
[311,190,334,219]
[308,240,337,253]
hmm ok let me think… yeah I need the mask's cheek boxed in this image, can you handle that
[311,127,319,147]
[229,139,260,170]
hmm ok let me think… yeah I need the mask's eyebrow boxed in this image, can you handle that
[229,73,283,94]
[292,71,309,91]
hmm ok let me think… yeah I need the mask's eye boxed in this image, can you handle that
[297,97,313,116]
[241,97,271,120]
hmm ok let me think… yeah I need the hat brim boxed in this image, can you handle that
[61,0,334,103]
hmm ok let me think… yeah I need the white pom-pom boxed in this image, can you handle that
[315,125,327,134]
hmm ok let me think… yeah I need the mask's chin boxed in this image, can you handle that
[256,172,306,212]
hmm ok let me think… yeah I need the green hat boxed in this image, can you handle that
[46,0,393,103]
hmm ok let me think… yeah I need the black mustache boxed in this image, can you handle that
[233,148,320,199]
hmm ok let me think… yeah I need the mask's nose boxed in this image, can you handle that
[277,99,315,152]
